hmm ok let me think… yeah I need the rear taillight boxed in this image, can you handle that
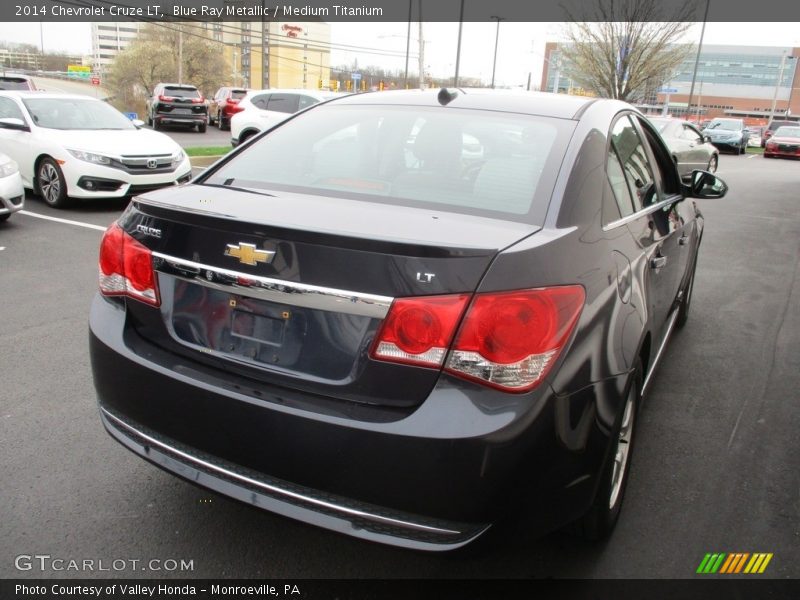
[158,95,173,102]
[191,97,204,104]
[225,103,245,116]
[446,286,584,392]
[371,295,471,368]
[228,98,241,104]
[370,286,585,393]
[98,223,160,306]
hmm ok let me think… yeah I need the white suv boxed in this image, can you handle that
[230,89,341,146]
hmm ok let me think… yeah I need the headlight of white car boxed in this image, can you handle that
[171,149,186,166]
[67,149,113,165]
[0,157,19,177]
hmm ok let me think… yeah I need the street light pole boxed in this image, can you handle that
[454,0,465,87]
[686,0,710,124]
[418,0,424,89]
[490,16,504,89]
[768,51,789,127]
[404,0,412,88]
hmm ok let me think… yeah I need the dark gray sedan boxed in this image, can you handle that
[90,89,728,551]
[649,117,719,179]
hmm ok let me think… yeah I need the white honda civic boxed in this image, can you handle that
[0,92,192,208]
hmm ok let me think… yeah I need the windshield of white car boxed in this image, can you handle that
[707,120,742,131]
[22,98,136,130]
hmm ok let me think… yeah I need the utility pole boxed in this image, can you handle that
[490,16,505,89]
[767,51,789,127]
[177,26,183,84]
[418,0,424,89]
[404,0,412,88]
[454,0,465,87]
[687,0,710,123]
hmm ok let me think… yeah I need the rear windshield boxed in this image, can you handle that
[769,121,793,131]
[0,77,33,90]
[203,104,573,224]
[774,126,800,138]
[164,86,200,98]
[230,89,248,99]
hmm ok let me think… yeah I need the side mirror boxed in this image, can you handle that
[703,135,711,143]
[0,117,29,131]
[686,170,728,199]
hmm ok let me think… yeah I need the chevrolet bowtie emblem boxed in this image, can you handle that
[224,242,275,266]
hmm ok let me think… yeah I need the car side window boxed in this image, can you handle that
[606,147,635,219]
[681,125,702,143]
[636,117,679,197]
[298,95,318,111]
[251,94,270,110]
[267,93,300,114]
[0,97,25,121]
[609,115,657,211]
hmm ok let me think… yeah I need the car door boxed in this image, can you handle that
[680,124,708,171]
[609,114,684,343]
[0,96,37,187]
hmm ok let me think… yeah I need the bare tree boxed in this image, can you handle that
[558,0,697,101]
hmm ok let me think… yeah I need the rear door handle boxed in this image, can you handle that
[651,256,668,269]
[678,234,689,246]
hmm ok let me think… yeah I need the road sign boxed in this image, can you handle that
[351,72,361,82]
[124,112,138,121]
[659,87,679,93]
[68,64,91,79]
[90,77,100,86]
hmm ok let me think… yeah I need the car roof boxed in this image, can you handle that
[327,88,598,120]
[160,83,199,88]
[0,73,34,79]
[246,88,341,98]
[0,91,98,100]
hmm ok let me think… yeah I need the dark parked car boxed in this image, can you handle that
[761,120,795,148]
[649,117,719,178]
[209,87,250,131]
[0,74,37,91]
[147,83,208,132]
[701,118,749,154]
[90,89,727,551]
[764,125,800,159]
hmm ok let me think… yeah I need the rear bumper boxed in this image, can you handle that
[89,294,626,549]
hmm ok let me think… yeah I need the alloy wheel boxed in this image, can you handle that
[39,163,61,204]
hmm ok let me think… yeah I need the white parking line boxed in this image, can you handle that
[747,154,758,159]
[19,210,108,232]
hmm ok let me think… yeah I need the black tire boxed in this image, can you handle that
[707,154,718,173]
[0,213,10,222]
[570,360,641,541]
[198,123,207,133]
[37,157,70,208]
[739,142,746,155]
[220,117,230,131]
[239,130,256,145]
[146,113,152,127]
[676,253,697,329]
[153,118,161,131]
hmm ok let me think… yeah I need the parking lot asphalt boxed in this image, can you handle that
[1,153,798,579]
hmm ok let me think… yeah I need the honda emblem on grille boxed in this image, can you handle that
[224,243,275,266]
[146,158,158,169]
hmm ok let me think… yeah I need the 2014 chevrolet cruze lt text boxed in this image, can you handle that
[89,89,728,550]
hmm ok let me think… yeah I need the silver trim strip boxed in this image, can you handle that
[152,252,393,319]
[642,308,679,395]
[100,408,461,537]
[603,195,683,232]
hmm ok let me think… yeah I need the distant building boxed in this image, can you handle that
[541,43,800,125]
[198,20,331,90]
[91,18,331,91]
[91,22,145,74]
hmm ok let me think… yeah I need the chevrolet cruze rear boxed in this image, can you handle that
[90,90,725,549]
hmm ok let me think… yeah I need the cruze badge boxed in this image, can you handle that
[224,242,275,266]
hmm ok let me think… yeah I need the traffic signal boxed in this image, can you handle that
[360,79,366,91]
[318,78,323,89]
[379,80,385,91]
[346,80,352,91]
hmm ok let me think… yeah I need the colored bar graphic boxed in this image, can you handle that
[697,552,772,574]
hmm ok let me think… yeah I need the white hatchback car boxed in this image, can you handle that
[0,92,192,208]
[230,89,342,147]
[0,151,24,222]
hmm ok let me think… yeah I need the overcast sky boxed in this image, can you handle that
[0,21,798,87]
